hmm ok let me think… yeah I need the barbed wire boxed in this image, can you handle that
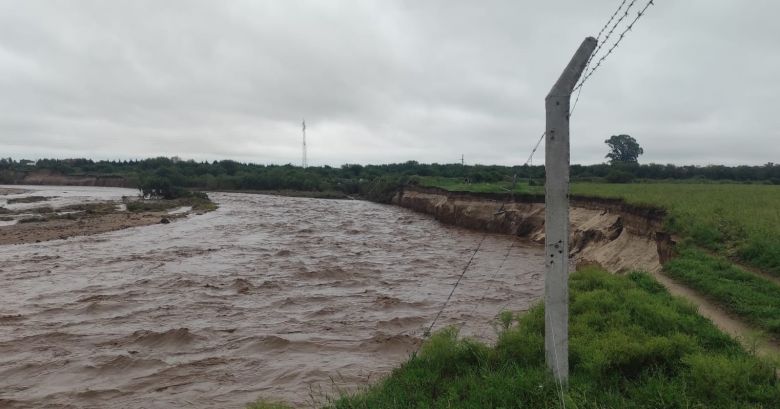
[595,0,630,42]
[574,0,655,93]
[526,0,656,164]
[579,0,638,83]
[571,0,655,117]
[571,0,634,116]
[471,238,517,339]
[522,131,546,167]
[422,234,488,339]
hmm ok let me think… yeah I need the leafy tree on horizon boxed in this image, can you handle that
[605,134,644,164]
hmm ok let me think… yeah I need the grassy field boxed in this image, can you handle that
[664,246,780,336]
[416,178,780,342]
[415,176,533,194]
[418,178,780,277]
[567,183,780,277]
[249,268,780,408]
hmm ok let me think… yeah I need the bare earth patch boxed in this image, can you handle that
[0,211,183,245]
[0,188,31,195]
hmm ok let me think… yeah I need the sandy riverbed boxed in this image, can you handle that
[0,185,185,245]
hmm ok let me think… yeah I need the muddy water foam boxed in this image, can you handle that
[0,191,544,408]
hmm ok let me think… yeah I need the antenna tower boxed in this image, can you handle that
[302,119,308,168]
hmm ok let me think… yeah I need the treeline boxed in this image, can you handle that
[1,157,779,202]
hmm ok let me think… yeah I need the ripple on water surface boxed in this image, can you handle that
[0,190,544,408]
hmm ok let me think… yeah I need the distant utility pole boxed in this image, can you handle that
[461,154,464,167]
[302,119,308,169]
[544,37,596,384]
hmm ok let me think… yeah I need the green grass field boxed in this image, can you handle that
[418,178,780,277]
[416,178,780,342]
[665,246,780,336]
[246,181,780,408]
[250,268,780,408]
[415,176,532,194]
[567,183,780,277]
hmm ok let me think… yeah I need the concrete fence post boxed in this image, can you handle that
[544,37,597,384]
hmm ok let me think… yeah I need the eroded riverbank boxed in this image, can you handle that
[0,191,545,408]
[394,186,672,273]
[393,186,780,361]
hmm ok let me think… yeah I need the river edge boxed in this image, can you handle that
[3,185,778,407]
[0,187,217,246]
[241,184,780,356]
[391,185,780,359]
[5,184,777,355]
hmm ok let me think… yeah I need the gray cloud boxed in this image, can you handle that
[0,0,777,166]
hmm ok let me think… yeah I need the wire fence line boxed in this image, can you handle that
[523,131,546,167]
[422,234,488,340]
[574,0,656,92]
[571,0,633,115]
[532,0,656,161]
[578,0,639,88]
[595,0,630,42]
[421,1,658,361]
[472,238,518,339]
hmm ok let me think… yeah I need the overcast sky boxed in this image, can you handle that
[0,0,777,166]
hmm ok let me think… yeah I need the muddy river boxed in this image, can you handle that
[0,189,544,408]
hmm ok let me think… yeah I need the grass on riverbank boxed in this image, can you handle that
[205,189,349,200]
[664,246,780,336]
[126,194,218,213]
[249,268,780,409]
[415,176,532,194]
[6,195,49,204]
[418,178,780,277]
[567,183,780,277]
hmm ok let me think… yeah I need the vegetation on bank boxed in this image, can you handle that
[419,177,780,345]
[566,183,780,277]
[125,195,217,213]
[414,176,534,194]
[2,157,779,196]
[136,176,218,212]
[664,246,780,336]
[419,177,780,278]
[6,195,49,204]
[249,268,780,408]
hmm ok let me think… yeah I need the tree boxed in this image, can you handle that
[605,134,644,164]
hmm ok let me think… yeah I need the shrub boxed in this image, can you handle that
[326,268,779,408]
[606,169,634,183]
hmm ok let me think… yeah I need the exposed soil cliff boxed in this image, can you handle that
[393,186,674,274]
[4,170,131,187]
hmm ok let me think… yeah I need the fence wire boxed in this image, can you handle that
[528,0,657,158]
[574,0,656,92]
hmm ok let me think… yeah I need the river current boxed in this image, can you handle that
[0,189,544,408]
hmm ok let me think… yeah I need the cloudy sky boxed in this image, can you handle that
[0,0,777,166]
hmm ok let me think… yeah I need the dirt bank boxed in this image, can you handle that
[0,188,31,195]
[0,192,544,408]
[4,170,131,187]
[0,186,210,246]
[0,211,182,245]
[393,186,780,361]
[394,186,673,274]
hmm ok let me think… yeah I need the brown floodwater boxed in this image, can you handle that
[0,191,544,408]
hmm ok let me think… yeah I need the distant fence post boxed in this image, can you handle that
[544,37,596,384]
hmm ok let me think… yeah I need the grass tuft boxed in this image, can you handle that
[664,246,780,336]
[326,267,779,408]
